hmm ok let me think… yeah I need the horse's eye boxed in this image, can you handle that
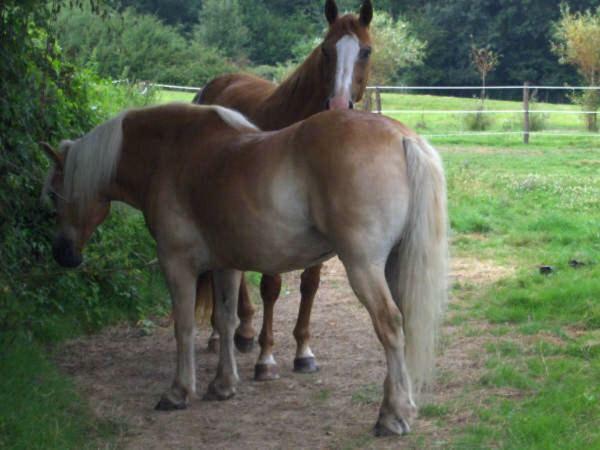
[321,45,331,59]
[359,47,372,60]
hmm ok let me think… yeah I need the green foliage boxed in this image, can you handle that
[55,6,236,85]
[463,105,494,131]
[369,11,425,85]
[1,2,167,343]
[553,5,600,130]
[196,0,249,61]
[404,0,598,97]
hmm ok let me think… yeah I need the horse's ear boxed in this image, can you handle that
[39,142,64,169]
[325,0,338,25]
[359,0,373,27]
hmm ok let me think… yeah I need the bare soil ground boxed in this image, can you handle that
[55,257,512,449]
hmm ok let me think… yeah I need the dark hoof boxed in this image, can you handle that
[203,382,236,401]
[234,333,255,353]
[207,337,219,354]
[293,357,319,374]
[373,415,410,436]
[254,363,280,381]
[154,396,187,411]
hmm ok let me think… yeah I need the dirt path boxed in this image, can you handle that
[55,257,511,449]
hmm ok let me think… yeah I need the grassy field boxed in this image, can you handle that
[157,89,600,149]
[439,145,600,449]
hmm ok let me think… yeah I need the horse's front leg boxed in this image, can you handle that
[254,273,282,381]
[156,260,198,411]
[204,269,242,400]
[293,264,321,373]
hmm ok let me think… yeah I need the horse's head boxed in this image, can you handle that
[41,141,111,268]
[321,0,373,110]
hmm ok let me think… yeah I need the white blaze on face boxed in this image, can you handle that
[330,33,360,110]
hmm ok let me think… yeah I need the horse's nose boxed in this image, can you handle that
[52,234,83,268]
[349,101,354,109]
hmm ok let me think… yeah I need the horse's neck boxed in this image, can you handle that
[260,49,328,129]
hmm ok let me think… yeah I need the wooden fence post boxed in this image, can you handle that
[362,88,373,112]
[375,87,382,114]
[523,82,530,144]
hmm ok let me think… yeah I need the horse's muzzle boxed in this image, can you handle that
[52,234,83,268]
[326,97,354,111]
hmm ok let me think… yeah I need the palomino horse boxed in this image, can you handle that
[194,0,374,381]
[42,103,448,436]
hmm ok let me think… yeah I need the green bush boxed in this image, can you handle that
[464,104,494,131]
[1,3,166,342]
[55,6,237,86]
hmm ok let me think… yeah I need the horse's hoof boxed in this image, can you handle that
[154,395,187,411]
[293,356,319,373]
[254,363,280,381]
[373,415,410,436]
[207,338,219,354]
[234,333,255,353]
[203,381,236,401]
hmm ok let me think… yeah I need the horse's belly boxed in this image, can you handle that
[217,221,333,274]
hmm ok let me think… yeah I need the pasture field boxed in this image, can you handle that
[437,145,600,449]
[157,88,600,149]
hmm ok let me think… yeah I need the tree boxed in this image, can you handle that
[470,44,501,100]
[369,11,425,85]
[552,5,600,130]
[402,0,598,99]
[55,7,236,85]
[196,0,249,62]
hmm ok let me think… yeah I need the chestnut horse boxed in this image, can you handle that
[42,103,447,436]
[194,0,374,381]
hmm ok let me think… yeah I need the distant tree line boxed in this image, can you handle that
[107,1,596,85]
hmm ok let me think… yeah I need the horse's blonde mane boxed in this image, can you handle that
[62,113,125,214]
[210,105,259,132]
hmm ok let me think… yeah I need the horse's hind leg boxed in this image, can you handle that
[205,269,242,401]
[255,274,282,381]
[343,261,416,436]
[234,275,256,353]
[156,261,198,411]
[293,264,321,373]
[206,274,255,354]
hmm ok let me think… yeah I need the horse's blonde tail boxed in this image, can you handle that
[195,272,214,325]
[395,137,448,399]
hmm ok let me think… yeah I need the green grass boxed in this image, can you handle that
[440,144,600,449]
[156,88,600,148]
[0,337,121,450]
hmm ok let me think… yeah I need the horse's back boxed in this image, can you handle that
[194,73,277,120]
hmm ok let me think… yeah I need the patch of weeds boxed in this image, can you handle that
[419,403,449,418]
[313,388,332,403]
[489,326,511,336]
[464,105,494,131]
[351,383,381,406]
[480,363,534,390]
[485,340,522,357]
